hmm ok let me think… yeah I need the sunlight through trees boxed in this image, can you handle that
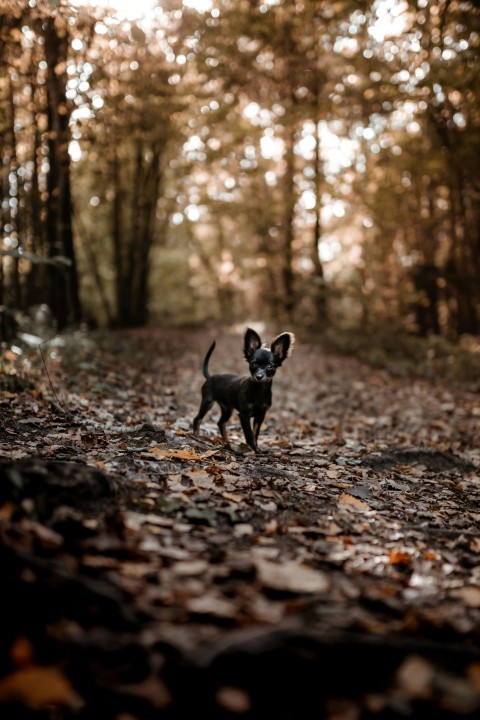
[1,0,479,338]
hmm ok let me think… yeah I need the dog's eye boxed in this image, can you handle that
[267,364,274,370]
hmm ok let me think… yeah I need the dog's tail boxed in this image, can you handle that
[202,341,216,379]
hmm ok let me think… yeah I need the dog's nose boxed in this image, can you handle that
[255,370,264,379]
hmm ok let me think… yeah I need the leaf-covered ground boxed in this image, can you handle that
[1,326,480,718]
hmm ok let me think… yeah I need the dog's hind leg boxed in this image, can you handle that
[218,405,233,444]
[193,399,214,433]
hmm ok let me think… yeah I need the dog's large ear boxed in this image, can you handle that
[270,332,295,365]
[244,327,262,360]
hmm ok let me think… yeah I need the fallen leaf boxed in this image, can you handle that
[205,463,223,479]
[0,502,14,521]
[216,686,252,713]
[10,637,35,669]
[264,519,278,534]
[171,560,209,576]
[469,538,480,553]
[186,594,237,618]
[396,655,434,699]
[468,663,480,691]
[233,523,254,536]
[338,493,371,512]
[326,468,340,479]
[221,491,244,503]
[255,558,330,594]
[451,586,480,607]
[186,468,215,489]
[320,521,343,535]
[149,446,218,461]
[0,666,83,710]
[389,550,412,566]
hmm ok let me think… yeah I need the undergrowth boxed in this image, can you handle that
[323,327,480,390]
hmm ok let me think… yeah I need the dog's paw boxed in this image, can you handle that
[230,442,255,456]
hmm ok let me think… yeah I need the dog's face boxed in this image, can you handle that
[244,327,294,383]
[248,347,277,383]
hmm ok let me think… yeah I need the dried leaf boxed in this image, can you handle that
[186,594,237,618]
[171,560,209,576]
[326,468,341,479]
[221,491,244,503]
[255,558,330,594]
[0,666,83,710]
[469,538,480,553]
[338,493,371,512]
[451,586,480,607]
[216,686,252,713]
[389,550,412,566]
[264,519,278,534]
[233,523,254,536]
[149,446,217,461]
[396,655,434,699]
[186,468,215,489]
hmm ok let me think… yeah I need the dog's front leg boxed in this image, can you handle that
[239,412,257,452]
[252,407,267,447]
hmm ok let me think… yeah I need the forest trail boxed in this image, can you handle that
[1,326,480,718]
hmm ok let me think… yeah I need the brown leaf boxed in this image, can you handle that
[186,468,215,489]
[216,686,252,713]
[325,467,341,479]
[264,519,278,534]
[186,594,237,618]
[0,502,14,521]
[221,491,244,503]
[171,560,209,576]
[389,550,412,566]
[255,558,330,594]
[10,637,34,669]
[0,666,83,710]
[149,446,217,461]
[469,538,480,553]
[396,655,434,699]
[451,586,480,607]
[338,493,371,512]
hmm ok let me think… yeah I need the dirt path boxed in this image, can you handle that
[1,326,480,718]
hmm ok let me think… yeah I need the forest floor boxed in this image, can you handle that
[1,325,480,719]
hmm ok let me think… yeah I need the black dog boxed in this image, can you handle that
[193,327,294,453]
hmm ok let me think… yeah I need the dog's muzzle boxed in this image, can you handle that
[252,372,270,383]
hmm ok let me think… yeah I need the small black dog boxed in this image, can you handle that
[193,327,294,452]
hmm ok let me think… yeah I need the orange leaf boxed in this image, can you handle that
[0,666,83,710]
[149,446,217,461]
[389,550,411,566]
[0,502,14,521]
[10,637,34,669]
[338,493,371,512]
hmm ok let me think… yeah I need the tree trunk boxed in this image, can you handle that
[282,123,296,321]
[111,145,125,326]
[312,113,327,324]
[6,76,21,308]
[25,64,47,308]
[44,17,82,329]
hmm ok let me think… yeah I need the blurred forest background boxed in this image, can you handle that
[1,0,480,371]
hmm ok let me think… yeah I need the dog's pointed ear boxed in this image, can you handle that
[244,327,262,360]
[271,332,295,365]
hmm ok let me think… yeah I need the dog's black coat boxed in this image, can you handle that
[193,327,294,452]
